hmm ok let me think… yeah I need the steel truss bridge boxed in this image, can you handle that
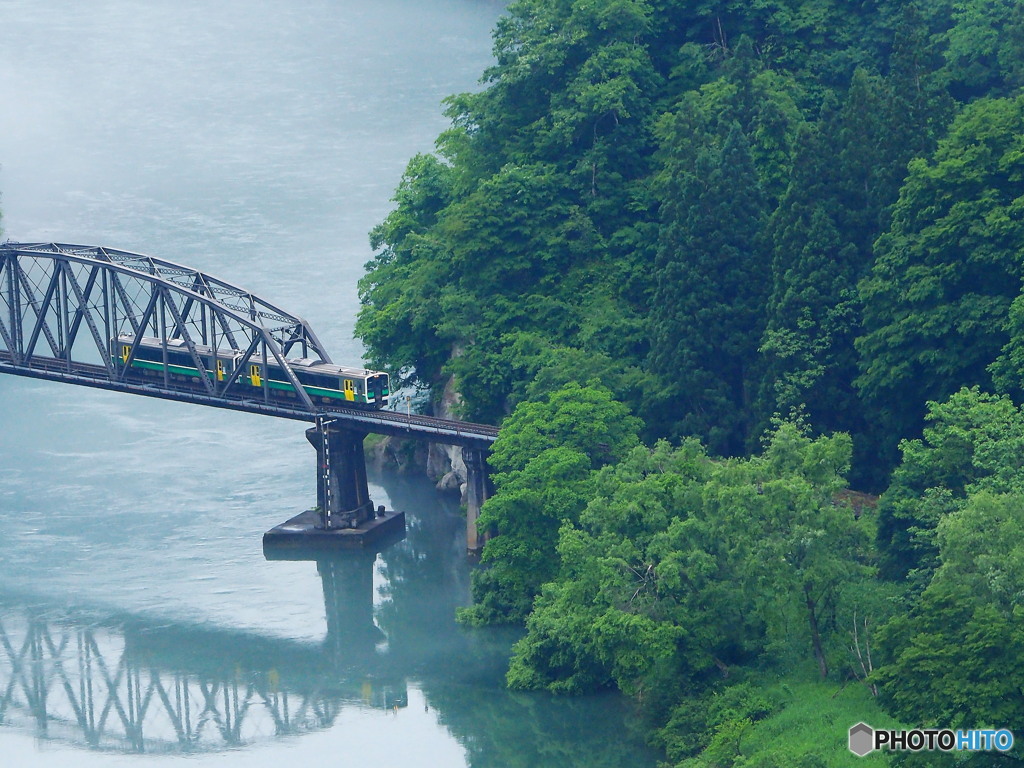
[0,243,495,542]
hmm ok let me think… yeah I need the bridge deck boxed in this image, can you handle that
[0,352,498,448]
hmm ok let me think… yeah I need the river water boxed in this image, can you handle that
[0,2,659,766]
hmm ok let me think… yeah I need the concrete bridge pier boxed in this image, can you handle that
[462,447,494,555]
[307,417,374,530]
[263,418,406,550]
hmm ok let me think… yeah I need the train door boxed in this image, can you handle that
[249,363,262,387]
[343,379,355,402]
[216,359,226,382]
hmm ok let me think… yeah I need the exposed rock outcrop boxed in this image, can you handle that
[427,373,468,497]
[364,373,469,498]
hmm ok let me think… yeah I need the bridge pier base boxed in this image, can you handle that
[308,416,374,529]
[462,447,493,555]
[262,418,406,551]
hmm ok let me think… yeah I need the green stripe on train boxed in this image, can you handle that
[125,359,366,401]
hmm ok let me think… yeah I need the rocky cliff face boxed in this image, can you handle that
[364,372,468,499]
[427,373,468,496]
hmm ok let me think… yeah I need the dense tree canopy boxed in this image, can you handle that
[857,94,1024,458]
[460,383,642,624]
[507,425,869,688]
[358,0,1019,484]
[357,0,1024,763]
[875,491,1024,729]
[648,118,769,456]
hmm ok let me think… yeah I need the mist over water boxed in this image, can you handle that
[0,2,659,765]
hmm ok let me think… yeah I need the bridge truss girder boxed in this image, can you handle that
[0,243,331,413]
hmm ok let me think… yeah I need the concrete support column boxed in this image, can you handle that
[461,447,493,555]
[306,417,373,529]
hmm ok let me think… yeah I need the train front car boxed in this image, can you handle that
[367,372,390,408]
[284,359,388,410]
[328,365,388,410]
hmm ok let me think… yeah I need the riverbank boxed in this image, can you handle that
[655,669,903,766]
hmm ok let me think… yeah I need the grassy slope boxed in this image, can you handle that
[683,672,904,767]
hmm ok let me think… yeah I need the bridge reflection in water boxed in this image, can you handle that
[0,556,405,754]
[0,528,658,766]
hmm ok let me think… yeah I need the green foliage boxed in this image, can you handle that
[460,384,642,624]
[356,153,458,389]
[461,446,594,625]
[875,387,1024,581]
[655,681,779,764]
[934,491,1024,615]
[498,331,650,411]
[358,5,1024,760]
[488,382,643,475]
[358,0,1019,485]
[506,439,713,693]
[758,121,861,436]
[871,390,1024,756]
[648,116,770,456]
[663,675,902,768]
[874,492,1024,731]
[856,94,1024,457]
[757,63,941,483]
[359,0,667,422]
[940,0,1024,99]
[505,424,881,719]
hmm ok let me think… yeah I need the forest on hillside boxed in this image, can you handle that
[357,1,1024,765]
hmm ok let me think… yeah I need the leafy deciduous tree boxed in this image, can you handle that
[856,94,1024,460]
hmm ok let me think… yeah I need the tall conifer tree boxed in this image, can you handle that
[649,122,768,456]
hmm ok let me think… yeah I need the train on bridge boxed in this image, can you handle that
[112,334,391,409]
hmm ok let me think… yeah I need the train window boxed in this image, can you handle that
[133,345,160,362]
[302,373,334,390]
